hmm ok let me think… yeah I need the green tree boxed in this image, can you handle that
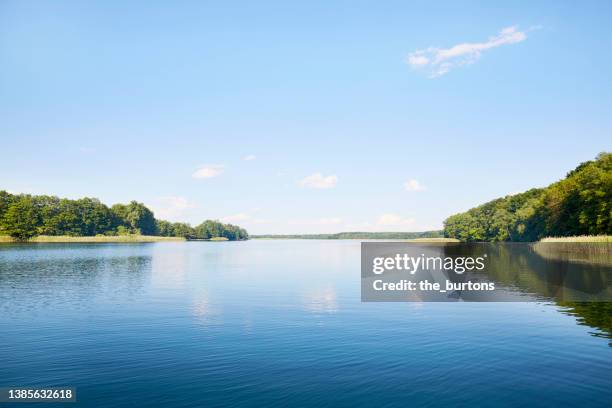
[444,152,611,241]
[112,201,157,235]
[77,198,114,235]
[171,222,196,239]
[0,190,249,241]
[156,220,174,236]
[0,190,14,220]
[194,220,248,240]
[2,196,40,240]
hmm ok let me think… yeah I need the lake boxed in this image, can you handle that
[0,240,610,407]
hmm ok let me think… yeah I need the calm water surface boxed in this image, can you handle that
[0,241,610,407]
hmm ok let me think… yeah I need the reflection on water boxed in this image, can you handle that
[0,241,611,407]
[150,243,190,290]
[441,243,612,342]
[473,243,611,301]
[558,302,612,342]
[302,286,338,314]
[192,289,223,326]
[0,244,152,313]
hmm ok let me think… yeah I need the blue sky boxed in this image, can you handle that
[1,0,611,234]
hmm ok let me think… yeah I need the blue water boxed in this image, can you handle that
[0,241,610,407]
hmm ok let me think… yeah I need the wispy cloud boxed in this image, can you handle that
[299,173,338,189]
[317,217,343,225]
[289,217,343,226]
[407,26,532,77]
[220,209,270,225]
[376,213,415,227]
[243,154,256,161]
[220,212,252,223]
[149,196,197,221]
[192,164,224,179]
[404,179,425,192]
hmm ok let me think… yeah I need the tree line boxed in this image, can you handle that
[444,152,611,241]
[0,192,248,241]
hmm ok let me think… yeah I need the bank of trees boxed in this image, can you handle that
[0,192,248,241]
[444,152,611,241]
[156,219,248,241]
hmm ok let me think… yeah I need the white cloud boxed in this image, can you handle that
[289,217,343,226]
[407,54,430,66]
[407,26,531,77]
[316,217,343,225]
[243,154,256,161]
[221,213,252,223]
[150,196,197,221]
[376,213,416,227]
[220,209,271,225]
[299,173,338,189]
[404,179,425,191]
[192,164,224,179]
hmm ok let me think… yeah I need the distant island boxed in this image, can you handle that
[0,192,248,242]
[252,231,444,240]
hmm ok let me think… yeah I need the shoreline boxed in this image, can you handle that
[0,235,185,243]
[1,235,609,245]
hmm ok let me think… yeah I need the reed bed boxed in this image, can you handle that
[533,237,611,266]
[539,235,611,243]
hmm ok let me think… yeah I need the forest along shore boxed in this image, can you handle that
[0,191,248,242]
[444,153,611,242]
[0,235,184,243]
[0,235,241,243]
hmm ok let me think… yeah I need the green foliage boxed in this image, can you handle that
[444,152,612,241]
[172,223,195,239]
[0,190,15,218]
[37,197,115,236]
[115,225,131,236]
[194,220,248,240]
[155,221,196,239]
[155,220,174,237]
[111,201,156,235]
[0,191,249,241]
[156,219,247,240]
[1,196,40,240]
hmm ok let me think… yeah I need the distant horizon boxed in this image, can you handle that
[249,231,443,236]
[2,186,443,235]
[0,149,604,235]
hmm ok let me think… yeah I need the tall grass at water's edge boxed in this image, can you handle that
[539,235,611,243]
[533,236,611,265]
[0,235,185,243]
